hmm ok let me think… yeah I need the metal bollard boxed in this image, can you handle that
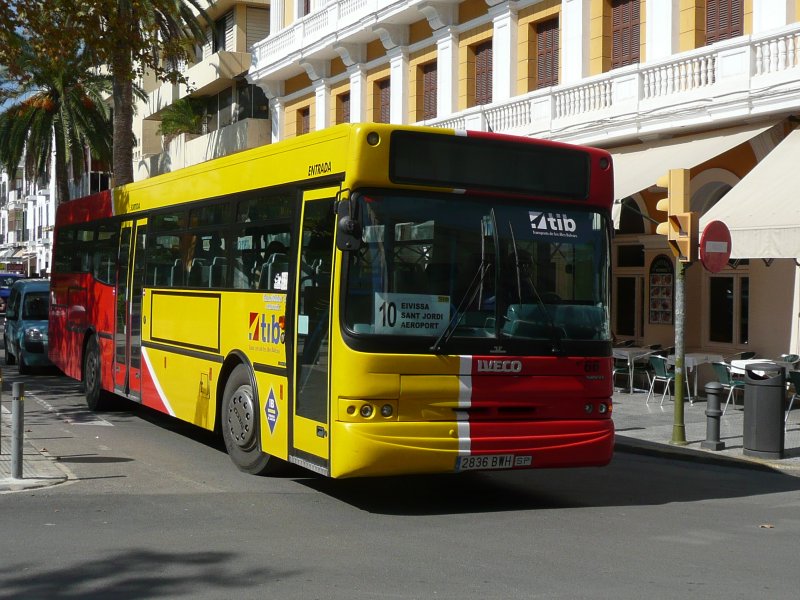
[702,381,725,451]
[11,382,24,479]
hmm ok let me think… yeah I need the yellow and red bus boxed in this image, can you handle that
[49,123,615,478]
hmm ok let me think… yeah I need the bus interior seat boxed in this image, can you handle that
[93,251,114,282]
[170,258,183,287]
[188,258,209,287]
[259,253,289,290]
[210,256,227,287]
[152,263,171,286]
[560,305,603,339]
[232,257,251,289]
[502,303,550,338]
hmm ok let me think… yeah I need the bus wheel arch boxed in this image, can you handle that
[218,357,281,475]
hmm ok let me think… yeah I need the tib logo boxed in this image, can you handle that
[249,312,284,344]
[529,211,577,234]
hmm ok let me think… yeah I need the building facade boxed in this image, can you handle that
[133,0,800,370]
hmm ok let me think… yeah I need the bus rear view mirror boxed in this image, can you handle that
[336,200,362,252]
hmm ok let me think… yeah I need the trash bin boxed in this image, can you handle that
[743,363,786,459]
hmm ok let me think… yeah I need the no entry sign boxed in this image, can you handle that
[700,220,732,273]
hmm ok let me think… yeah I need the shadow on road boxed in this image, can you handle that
[0,549,297,599]
[297,450,800,515]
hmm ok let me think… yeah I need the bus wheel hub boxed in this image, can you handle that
[227,388,255,448]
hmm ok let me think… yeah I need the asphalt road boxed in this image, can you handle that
[1,366,800,599]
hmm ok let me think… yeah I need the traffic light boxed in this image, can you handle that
[655,169,698,262]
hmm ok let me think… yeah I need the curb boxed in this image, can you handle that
[614,435,800,476]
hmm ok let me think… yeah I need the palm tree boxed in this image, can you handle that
[0,38,113,204]
[157,97,205,146]
[107,0,207,186]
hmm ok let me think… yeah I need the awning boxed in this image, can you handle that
[12,249,27,258]
[609,122,774,224]
[700,127,800,259]
[0,248,15,259]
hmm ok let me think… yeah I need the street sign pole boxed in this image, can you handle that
[671,260,687,445]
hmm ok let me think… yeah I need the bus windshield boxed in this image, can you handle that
[342,192,610,349]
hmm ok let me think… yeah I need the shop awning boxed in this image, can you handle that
[700,127,800,259]
[0,248,15,259]
[11,249,27,258]
[609,122,774,224]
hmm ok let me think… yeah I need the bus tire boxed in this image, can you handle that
[84,336,108,411]
[221,364,279,475]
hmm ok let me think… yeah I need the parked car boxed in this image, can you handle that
[0,272,25,314]
[4,279,52,373]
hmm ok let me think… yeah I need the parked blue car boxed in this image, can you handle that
[3,279,53,373]
[0,272,25,314]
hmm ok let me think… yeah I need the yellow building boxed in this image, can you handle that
[134,0,800,375]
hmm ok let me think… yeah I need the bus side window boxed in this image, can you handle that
[234,226,291,290]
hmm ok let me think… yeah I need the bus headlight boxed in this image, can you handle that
[380,404,393,417]
[360,404,374,418]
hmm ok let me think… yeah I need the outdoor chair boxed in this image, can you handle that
[780,353,800,367]
[646,355,690,405]
[613,357,652,392]
[786,370,800,432]
[712,362,746,415]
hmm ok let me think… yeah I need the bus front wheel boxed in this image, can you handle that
[221,364,280,475]
[84,336,109,411]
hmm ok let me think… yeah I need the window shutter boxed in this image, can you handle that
[474,41,493,106]
[707,0,743,45]
[339,92,350,124]
[203,29,213,60]
[378,79,390,123]
[298,107,310,135]
[422,62,437,120]
[611,0,640,69]
[246,8,269,50]
[536,18,559,89]
[225,12,235,52]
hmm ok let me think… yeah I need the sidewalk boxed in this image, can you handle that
[0,405,70,493]
[3,387,800,493]
[612,386,800,477]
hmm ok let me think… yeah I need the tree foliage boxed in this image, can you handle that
[0,36,113,204]
[157,97,205,145]
[1,0,208,186]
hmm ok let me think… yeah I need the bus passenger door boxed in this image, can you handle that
[291,193,336,468]
[114,219,147,401]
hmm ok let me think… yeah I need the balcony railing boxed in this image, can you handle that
[254,2,800,143]
[427,23,800,143]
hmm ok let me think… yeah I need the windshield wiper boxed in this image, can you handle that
[430,260,493,354]
[507,221,563,354]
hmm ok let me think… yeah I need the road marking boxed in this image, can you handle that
[27,394,114,426]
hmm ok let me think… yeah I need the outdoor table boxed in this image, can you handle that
[612,346,654,393]
[667,352,724,402]
[730,359,795,375]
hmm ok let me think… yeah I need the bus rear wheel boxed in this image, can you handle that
[84,336,109,411]
[221,364,280,475]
